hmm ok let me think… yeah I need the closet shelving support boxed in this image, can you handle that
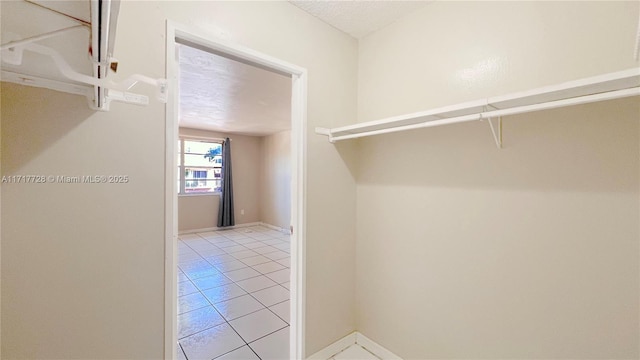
[315,68,640,146]
[0,0,167,111]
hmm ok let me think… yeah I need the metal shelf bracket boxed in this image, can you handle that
[315,68,639,144]
[481,105,502,149]
[486,116,502,149]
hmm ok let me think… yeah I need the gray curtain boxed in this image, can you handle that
[217,138,235,227]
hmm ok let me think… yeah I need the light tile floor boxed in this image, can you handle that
[177,225,290,360]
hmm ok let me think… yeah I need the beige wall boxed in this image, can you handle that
[260,130,291,230]
[355,1,639,359]
[1,1,358,358]
[358,1,639,122]
[2,84,166,358]
[178,193,220,232]
[178,128,261,232]
[178,129,293,233]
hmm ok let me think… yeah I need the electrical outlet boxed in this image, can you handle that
[240,209,244,215]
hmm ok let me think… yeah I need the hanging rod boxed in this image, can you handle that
[1,41,168,110]
[0,25,88,51]
[316,68,640,143]
[486,116,502,149]
[322,87,639,142]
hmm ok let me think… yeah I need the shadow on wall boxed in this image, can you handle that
[356,97,639,194]
[334,140,359,182]
[1,83,95,175]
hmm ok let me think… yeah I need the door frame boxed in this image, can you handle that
[164,20,308,359]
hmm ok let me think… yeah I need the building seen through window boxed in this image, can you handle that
[178,139,223,194]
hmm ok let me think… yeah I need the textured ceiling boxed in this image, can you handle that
[177,1,436,135]
[290,0,432,39]
[179,44,292,136]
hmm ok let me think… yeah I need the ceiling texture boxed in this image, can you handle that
[290,0,432,39]
[179,44,292,136]
[180,1,433,135]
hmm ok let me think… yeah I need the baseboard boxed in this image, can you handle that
[307,332,402,360]
[307,332,356,360]
[178,222,262,235]
[258,222,291,235]
[356,333,402,360]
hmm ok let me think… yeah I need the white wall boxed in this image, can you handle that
[355,2,639,359]
[1,1,358,358]
[178,128,261,232]
[260,130,291,230]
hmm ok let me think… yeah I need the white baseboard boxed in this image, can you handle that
[178,227,217,235]
[178,221,291,235]
[307,332,402,360]
[258,222,291,235]
[356,333,402,360]
[178,222,261,235]
[307,332,356,360]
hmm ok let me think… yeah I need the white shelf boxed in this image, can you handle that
[0,0,166,111]
[316,68,640,143]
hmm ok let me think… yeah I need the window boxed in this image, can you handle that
[178,138,223,194]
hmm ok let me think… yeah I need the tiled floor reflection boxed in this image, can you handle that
[177,225,290,359]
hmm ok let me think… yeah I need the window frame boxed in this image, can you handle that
[178,137,223,196]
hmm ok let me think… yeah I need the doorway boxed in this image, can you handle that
[165,22,307,360]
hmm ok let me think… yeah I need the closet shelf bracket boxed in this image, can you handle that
[315,127,334,143]
[315,68,640,143]
[486,116,502,149]
[0,25,88,52]
[1,35,167,111]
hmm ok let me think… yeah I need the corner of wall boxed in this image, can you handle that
[0,81,3,360]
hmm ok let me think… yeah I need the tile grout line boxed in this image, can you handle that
[178,280,291,329]
[244,324,290,355]
[178,283,291,335]
[179,232,260,359]
[177,227,291,359]
[180,238,281,284]
[205,228,290,360]
[202,228,289,360]
[178,342,188,360]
